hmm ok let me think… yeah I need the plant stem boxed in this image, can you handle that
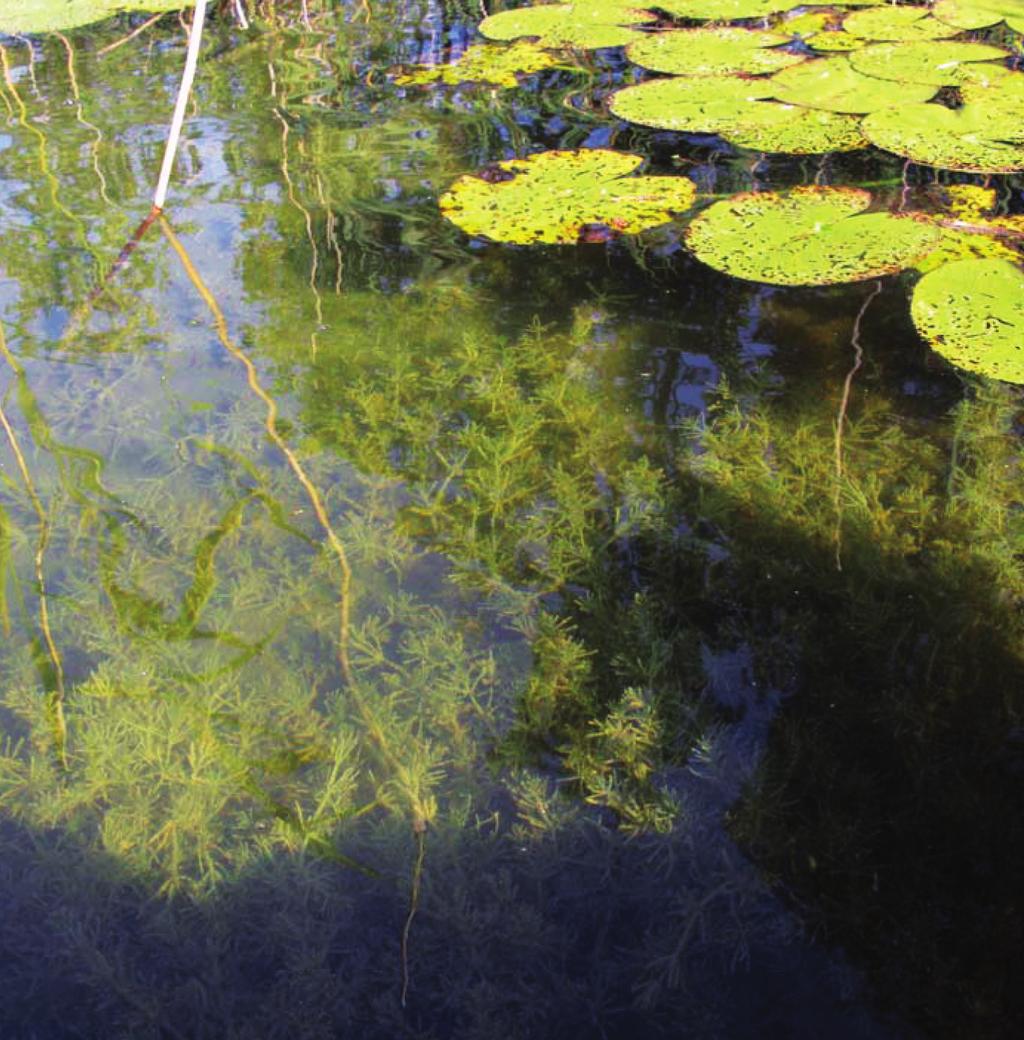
[153,0,208,211]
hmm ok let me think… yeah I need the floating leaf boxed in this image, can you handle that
[907,185,1024,269]
[653,0,803,17]
[394,42,560,88]
[478,1,656,50]
[911,259,1024,384]
[842,6,963,41]
[959,64,1024,123]
[439,149,697,244]
[685,186,943,286]
[781,13,866,50]
[862,101,1024,172]
[850,40,1010,85]
[609,75,867,152]
[626,28,804,76]
[932,0,1024,34]
[769,55,937,112]
[0,0,188,33]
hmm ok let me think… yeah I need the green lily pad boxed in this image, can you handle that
[478,1,656,50]
[438,149,697,244]
[626,28,805,76]
[781,13,866,51]
[653,0,802,17]
[0,0,187,33]
[769,55,938,112]
[684,186,943,286]
[394,42,560,88]
[842,6,963,41]
[850,40,1010,86]
[808,31,867,51]
[909,185,1024,269]
[911,259,1024,384]
[862,101,1024,173]
[959,64,1024,123]
[609,75,867,153]
[932,0,1024,34]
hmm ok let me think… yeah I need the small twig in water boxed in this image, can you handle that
[401,819,427,1008]
[97,11,168,56]
[833,281,883,571]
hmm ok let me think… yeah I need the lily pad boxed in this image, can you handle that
[394,42,560,88]
[911,259,1024,384]
[625,28,804,76]
[653,0,802,17]
[932,0,1024,34]
[608,75,867,153]
[438,149,697,245]
[769,55,938,113]
[478,1,656,50]
[850,40,1010,86]
[782,13,866,50]
[959,64,1024,123]
[0,0,187,33]
[842,6,963,41]
[862,101,1024,173]
[910,185,1024,268]
[684,186,943,286]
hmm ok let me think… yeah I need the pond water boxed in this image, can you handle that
[0,3,1022,1038]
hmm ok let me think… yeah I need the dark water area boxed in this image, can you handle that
[0,2,1022,1038]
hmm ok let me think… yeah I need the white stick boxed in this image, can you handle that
[152,0,209,211]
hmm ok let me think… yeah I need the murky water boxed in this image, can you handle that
[1,4,1022,1038]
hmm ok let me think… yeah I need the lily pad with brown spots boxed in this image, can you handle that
[684,186,944,285]
[439,149,697,245]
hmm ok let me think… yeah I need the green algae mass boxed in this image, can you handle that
[842,5,963,41]
[911,259,1024,384]
[626,28,804,76]
[769,54,937,113]
[439,149,697,244]
[685,186,943,286]
[862,101,1024,173]
[850,39,1010,85]
[394,42,560,88]
[478,0,656,50]
[0,0,187,32]
[609,75,867,153]
[932,0,1024,33]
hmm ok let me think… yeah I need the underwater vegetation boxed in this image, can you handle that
[0,1,1022,1038]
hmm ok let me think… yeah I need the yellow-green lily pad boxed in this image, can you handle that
[478,1,656,50]
[608,75,867,153]
[626,27,805,76]
[654,0,802,17]
[911,259,1024,384]
[685,186,943,285]
[959,64,1024,123]
[842,5,963,41]
[438,149,697,245]
[932,0,1024,34]
[908,185,1024,269]
[850,39,1010,86]
[0,0,187,33]
[769,54,938,112]
[782,12,866,51]
[862,101,1024,173]
[394,42,560,88]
